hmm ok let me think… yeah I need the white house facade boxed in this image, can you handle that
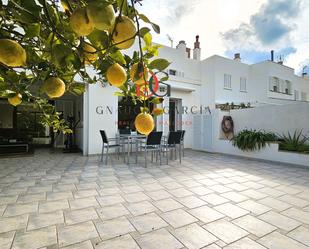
[77,36,309,155]
[1,36,308,156]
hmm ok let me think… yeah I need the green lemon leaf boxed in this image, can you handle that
[149,58,171,71]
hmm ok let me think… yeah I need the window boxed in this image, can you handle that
[240,77,247,92]
[270,77,280,92]
[285,80,291,94]
[168,69,176,76]
[294,90,299,100]
[301,92,307,101]
[224,74,232,89]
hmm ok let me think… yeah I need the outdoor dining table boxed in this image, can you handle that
[118,133,147,164]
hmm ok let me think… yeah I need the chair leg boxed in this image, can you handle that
[159,149,162,165]
[144,148,147,168]
[101,144,105,162]
[105,146,109,165]
[179,145,181,164]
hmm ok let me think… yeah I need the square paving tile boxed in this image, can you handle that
[146,190,172,200]
[237,200,271,215]
[12,226,57,249]
[4,202,38,217]
[214,203,249,219]
[96,203,130,220]
[160,209,198,228]
[232,215,276,237]
[58,221,98,247]
[287,226,309,246]
[28,210,64,230]
[39,199,69,213]
[129,212,168,234]
[172,223,217,249]
[95,216,135,240]
[281,207,309,224]
[64,207,98,225]
[154,198,184,212]
[204,220,249,244]
[69,196,99,210]
[123,192,150,202]
[259,211,301,231]
[0,231,15,249]
[189,205,224,223]
[96,195,125,206]
[258,231,308,249]
[62,240,93,249]
[258,197,291,211]
[126,201,157,216]
[95,234,139,249]
[224,237,267,249]
[176,195,206,208]
[136,228,183,249]
[201,193,229,205]
[0,214,28,233]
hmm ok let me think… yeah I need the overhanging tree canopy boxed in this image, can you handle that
[0,0,170,135]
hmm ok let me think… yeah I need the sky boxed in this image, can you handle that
[139,0,309,74]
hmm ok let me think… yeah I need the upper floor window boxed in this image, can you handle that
[169,69,176,76]
[269,77,291,94]
[168,69,184,77]
[284,80,292,94]
[240,77,247,92]
[294,90,299,100]
[270,77,280,92]
[224,74,232,89]
[301,92,307,101]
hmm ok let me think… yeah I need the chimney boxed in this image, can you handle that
[234,53,241,62]
[186,47,191,59]
[271,50,274,61]
[193,35,201,60]
[176,40,187,55]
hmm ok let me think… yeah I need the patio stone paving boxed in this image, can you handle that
[0,149,309,248]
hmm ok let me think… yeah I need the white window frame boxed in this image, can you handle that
[224,74,232,90]
[240,77,247,92]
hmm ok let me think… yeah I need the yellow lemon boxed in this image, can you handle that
[130,63,149,85]
[87,4,115,31]
[43,77,66,98]
[106,63,127,87]
[135,113,154,135]
[70,8,94,36]
[81,43,98,64]
[113,16,136,49]
[8,93,22,106]
[0,39,26,67]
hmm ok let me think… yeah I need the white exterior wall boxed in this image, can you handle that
[198,104,309,167]
[201,55,309,107]
[82,41,309,155]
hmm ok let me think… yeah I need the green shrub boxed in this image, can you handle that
[232,129,277,151]
[279,130,308,152]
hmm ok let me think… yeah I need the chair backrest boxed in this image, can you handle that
[100,130,108,144]
[177,130,186,141]
[167,131,182,145]
[119,128,131,135]
[147,131,163,146]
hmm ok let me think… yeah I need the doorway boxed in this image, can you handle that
[169,98,182,131]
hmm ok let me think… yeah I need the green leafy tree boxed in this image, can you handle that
[0,0,170,134]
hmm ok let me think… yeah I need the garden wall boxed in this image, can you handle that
[195,103,309,167]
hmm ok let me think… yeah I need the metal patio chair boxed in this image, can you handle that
[162,131,182,164]
[138,131,163,167]
[100,130,122,165]
[177,130,186,157]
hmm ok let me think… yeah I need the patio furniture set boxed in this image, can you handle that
[100,130,185,167]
